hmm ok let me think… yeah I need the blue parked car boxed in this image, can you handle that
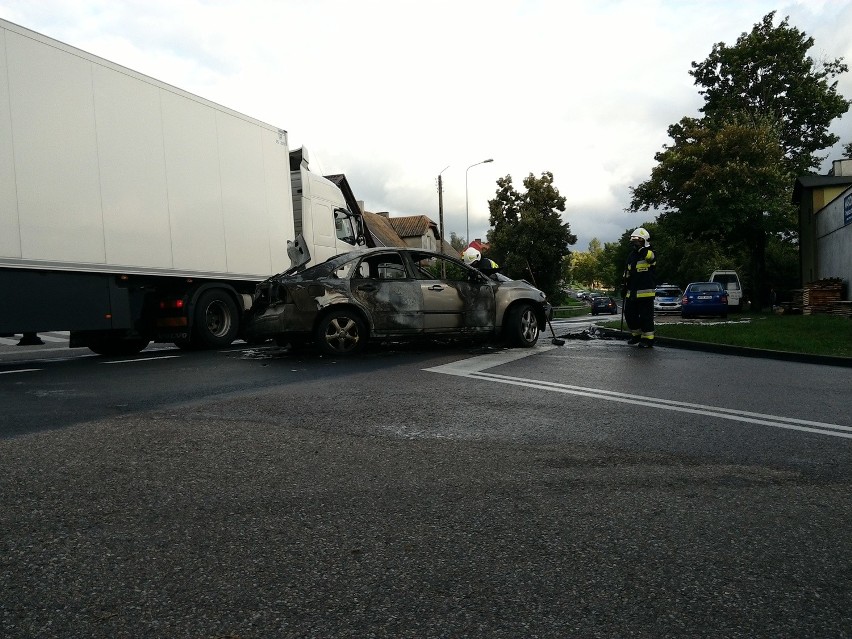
[681,282,729,319]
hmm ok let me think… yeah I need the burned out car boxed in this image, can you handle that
[246,248,552,355]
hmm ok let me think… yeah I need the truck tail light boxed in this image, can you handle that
[159,299,186,310]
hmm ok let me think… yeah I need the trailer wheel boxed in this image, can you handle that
[88,337,150,356]
[192,289,240,348]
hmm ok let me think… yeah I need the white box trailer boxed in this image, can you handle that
[0,18,363,354]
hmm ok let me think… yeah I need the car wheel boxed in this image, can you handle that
[315,309,367,355]
[505,303,540,348]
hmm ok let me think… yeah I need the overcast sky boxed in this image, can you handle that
[2,0,850,251]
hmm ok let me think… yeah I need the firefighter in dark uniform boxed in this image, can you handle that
[463,247,500,277]
[622,227,657,347]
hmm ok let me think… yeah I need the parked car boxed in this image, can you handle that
[591,295,618,315]
[681,282,729,318]
[654,284,683,313]
[246,247,553,355]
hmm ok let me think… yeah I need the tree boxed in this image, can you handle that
[486,172,576,297]
[571,238,621,289]
[630,113,795,308]
[843,141,852,158]
[448,231,467,254]
[570,251,598,289]
[690,11,850,176]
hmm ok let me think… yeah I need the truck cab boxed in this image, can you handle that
[290,148,363,267]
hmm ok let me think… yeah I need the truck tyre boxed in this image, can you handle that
[504,303,540,348]
[315,309,367,356]
[192,289,240,348]
[88,337,150,356]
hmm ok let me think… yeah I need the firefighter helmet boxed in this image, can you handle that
[462,247,481,264]
[630,227,650,245]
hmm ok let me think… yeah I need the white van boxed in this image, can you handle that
[709,270,743,310]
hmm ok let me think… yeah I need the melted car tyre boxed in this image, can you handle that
[505,303,540,348]
[315,309,367,355]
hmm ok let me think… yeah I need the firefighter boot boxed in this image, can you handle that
[627,334,641,345]
[638,337,654,348]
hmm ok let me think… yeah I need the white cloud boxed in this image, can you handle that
[2,0,850,251]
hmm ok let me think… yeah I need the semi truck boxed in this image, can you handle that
[0,18,364,354]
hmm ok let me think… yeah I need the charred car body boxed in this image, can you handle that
[246,248,552,355]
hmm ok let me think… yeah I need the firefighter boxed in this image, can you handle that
[622,227,657,347]
[462,247,500,277]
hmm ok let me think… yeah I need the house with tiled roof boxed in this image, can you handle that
[387,215,441,252]
[360,211,408,248]
[467,238,491,253]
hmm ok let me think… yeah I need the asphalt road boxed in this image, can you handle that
[1,329,851,638]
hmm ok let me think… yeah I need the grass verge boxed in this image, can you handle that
[599,313,852,359]
[554,304,592,319]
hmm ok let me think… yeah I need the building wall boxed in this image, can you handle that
[402,233,437,251]
[814,185,852,293]
[799,184,852,286]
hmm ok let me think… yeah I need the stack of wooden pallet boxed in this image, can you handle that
[801,278,845,315]
[826,301,852,318]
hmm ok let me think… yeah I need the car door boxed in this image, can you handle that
[411,253,496,332]
[349,252,423,335]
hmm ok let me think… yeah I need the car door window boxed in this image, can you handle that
[409,252,495,331]
[350,253,421,334]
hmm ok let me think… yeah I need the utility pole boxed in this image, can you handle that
[437,165,449,251]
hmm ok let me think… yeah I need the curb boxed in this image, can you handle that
[594,327,852,368]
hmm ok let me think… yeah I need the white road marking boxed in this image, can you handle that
[425,348,852,440]
[101,355,181,364]
[0,368,41,375]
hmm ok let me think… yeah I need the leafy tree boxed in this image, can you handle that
[571,238,623,289]
[448,231,467,254]
[690,11,850,176]
[598,240,626,289]
[843,141,852,158]
[570,252,596,289]
[630,113,795,308]
[486,172,576,297]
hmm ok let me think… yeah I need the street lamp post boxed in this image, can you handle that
[465,158,493,246]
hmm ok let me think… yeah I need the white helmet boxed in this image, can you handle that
[463,247,481,264]
[630,227,650,246]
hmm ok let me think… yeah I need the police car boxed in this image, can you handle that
[654,284,683,314]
